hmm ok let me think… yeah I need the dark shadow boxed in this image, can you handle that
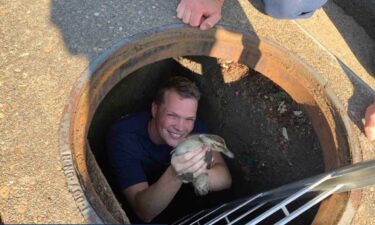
[331,0,375,40]
[321,1,375,132]
[247,0,375,138]
[50,1,185,60]
[88,55,322,224]
[323,0,375,76]
[246,0,265,14]
[338,59,375,133]
[174,56,324,195]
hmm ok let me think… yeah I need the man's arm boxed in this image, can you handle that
[124,147,208,222]
[177,0,224,30]
[123,167,182,223]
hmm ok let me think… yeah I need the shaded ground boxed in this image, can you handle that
[186,57,324,197]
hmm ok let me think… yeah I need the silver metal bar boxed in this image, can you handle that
[315,161,375,193]
[173,160,375,225]
[228,202,267,225]
[281,206,290,216]
[245,174,332,225]
[175,210,205,225]
[275,184,343,225]
[250,160,375,207]
[206,193,263,225]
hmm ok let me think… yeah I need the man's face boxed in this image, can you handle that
[152,90,198,147]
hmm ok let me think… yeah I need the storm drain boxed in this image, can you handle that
[59,25,361,224]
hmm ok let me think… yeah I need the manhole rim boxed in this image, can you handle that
[59,24,362,224]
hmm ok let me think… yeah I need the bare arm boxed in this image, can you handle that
[124,148,207,222]
[123,167,182,222]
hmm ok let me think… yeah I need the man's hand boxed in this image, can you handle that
[365,102,375,141]
[177,0,223,30]
[171,145,208,181]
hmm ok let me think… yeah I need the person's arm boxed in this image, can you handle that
[177,0,224,30]
[123,167,182,222]
[365,102,375,141]
[124,147,208,222]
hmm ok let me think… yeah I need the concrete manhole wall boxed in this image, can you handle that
[59,25,361,224]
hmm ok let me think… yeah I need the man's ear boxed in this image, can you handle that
[151,102,157,118]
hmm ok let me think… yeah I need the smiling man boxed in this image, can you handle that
[107,76,232,223]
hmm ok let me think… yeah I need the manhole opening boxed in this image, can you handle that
[88,56,324,224]
[63,27,357,225]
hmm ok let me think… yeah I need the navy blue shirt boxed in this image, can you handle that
[107,112,208,191]
[107,112,210,224]
[106,112,235,224]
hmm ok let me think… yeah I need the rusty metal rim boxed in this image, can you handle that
[59,24,362,224]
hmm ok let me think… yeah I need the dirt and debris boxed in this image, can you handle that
[178,56,325,198]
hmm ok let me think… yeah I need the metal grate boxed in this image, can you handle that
[173,160,375,225]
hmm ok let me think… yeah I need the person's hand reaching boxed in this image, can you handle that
[177,0,224,30]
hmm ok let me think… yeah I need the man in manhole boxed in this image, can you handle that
[107,76,232,224]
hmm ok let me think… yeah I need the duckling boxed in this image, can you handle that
[171,134,234,195]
